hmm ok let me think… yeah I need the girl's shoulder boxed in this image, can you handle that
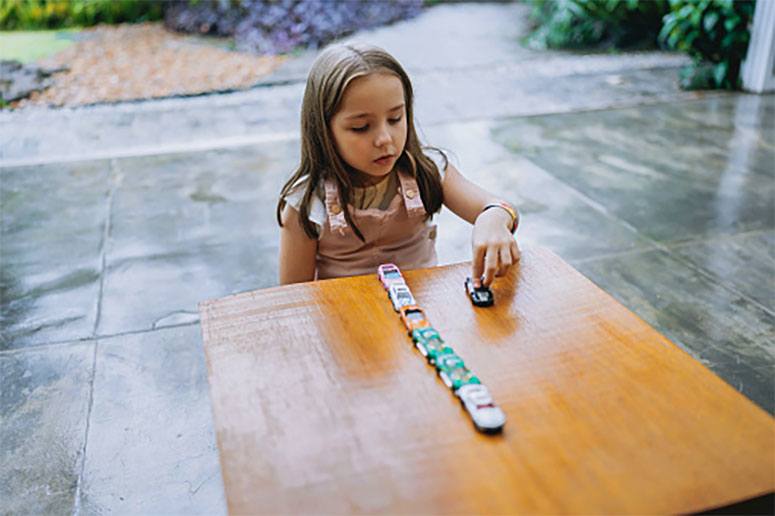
[283,175,326,236]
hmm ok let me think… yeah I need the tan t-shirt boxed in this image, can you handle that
[351,169,398,210]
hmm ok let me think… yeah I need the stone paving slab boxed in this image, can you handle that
[78,326,225,514]
[0,65,701,168]
[97,147,287,335]
[670,230,775,312]
[492,95,775,243]
[424,121,657,265]
[0,341,95,513]
[0,160,110,349]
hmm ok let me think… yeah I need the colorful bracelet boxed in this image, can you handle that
[482,202,519,234]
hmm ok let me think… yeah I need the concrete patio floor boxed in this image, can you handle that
[1,3,773,514]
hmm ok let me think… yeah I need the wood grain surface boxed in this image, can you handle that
[199,245,775,514]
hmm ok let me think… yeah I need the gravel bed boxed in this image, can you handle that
[14,22,283,108]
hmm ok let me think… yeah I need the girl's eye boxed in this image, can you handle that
[351,125,368,132]
[389,116,403,124]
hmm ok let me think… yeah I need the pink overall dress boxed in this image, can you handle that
[316,170,437,279]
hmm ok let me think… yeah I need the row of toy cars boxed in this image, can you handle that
[377,263,506,433]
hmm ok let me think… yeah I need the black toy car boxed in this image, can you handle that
[465,277,493,307]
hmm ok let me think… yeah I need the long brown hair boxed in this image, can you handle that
[276,43,445,241]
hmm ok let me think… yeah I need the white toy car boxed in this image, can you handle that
[456,383,506,433]
[388,283,416,311]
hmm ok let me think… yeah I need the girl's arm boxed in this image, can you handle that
[278,204,318,285]
[441,163,520,287]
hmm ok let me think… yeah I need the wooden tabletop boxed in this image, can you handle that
[199,246,774,514]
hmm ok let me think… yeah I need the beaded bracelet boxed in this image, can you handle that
[481,202,519,234]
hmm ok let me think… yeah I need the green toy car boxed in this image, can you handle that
[411,327,454,364]
[434,353,481,390]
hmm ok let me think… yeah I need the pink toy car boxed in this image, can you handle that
[377,263,405,290]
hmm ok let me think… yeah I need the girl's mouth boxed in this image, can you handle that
[374,154,394,165]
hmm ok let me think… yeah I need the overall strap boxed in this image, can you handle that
[323,179,348,236]
[397,171,426,217]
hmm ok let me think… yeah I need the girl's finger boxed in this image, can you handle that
[511,239,521,262]
[482,245,499,286]
[471,244,486,287]
[496,245,512,276]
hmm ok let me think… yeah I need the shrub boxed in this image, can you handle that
[0,0,163,30]
[525,0,669,50]
[164,0,424,55]
[659,0,755,89]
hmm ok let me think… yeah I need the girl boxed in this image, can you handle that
[277,43,519,286]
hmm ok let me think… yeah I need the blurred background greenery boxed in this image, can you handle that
[526,0,755,90]
[0,0,758,90]
[0,0,161,30]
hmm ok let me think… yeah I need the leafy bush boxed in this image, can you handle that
[164,0,423,55]
[659,0,755,89]
[526,0,669,50]
[0,0,163,30]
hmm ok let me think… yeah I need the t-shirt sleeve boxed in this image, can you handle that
[282,176,326,238]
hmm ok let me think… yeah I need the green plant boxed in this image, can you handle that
[526,0,669,50]
[659,0,755,89]
[0,0,163,30]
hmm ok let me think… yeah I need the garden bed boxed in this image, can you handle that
[11,22,283,108]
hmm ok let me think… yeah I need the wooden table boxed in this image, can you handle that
[199,246,774,514]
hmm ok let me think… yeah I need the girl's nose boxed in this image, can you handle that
[374,123,392,147]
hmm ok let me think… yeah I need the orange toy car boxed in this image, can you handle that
[399,305,431,334]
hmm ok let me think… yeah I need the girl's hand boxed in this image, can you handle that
[471,208,520,287]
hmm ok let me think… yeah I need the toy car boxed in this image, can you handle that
[377,263,405,290]
[465,277,494,307]
[435,353,481,390]
[456,383,506,433]
[411,327,454,364]
[399,305,431,333]
[388,283,416,312]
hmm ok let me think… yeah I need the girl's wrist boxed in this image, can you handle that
[480,202,518,234]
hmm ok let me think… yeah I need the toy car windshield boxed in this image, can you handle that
[456,384,506,433]
[388,284,416,311]
[411,327,441,343]
[378,263,405,290]
[465,277,493,307]
[399,305,430,332]
[436,354,481,390]
[412,329,454,363]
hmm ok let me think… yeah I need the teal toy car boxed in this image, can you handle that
[411,327,454,364]
[435,353,481,390]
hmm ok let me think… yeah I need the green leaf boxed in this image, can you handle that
[684,30,698,47]
[703,11,718,33]
[713,61,728,87]
[660,15,677,36]
[721,31,736,49]
[668,27,681,48]
[724,16,740,31]
[690,8,702,27]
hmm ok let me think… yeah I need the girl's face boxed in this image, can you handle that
[329,72,407,185]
